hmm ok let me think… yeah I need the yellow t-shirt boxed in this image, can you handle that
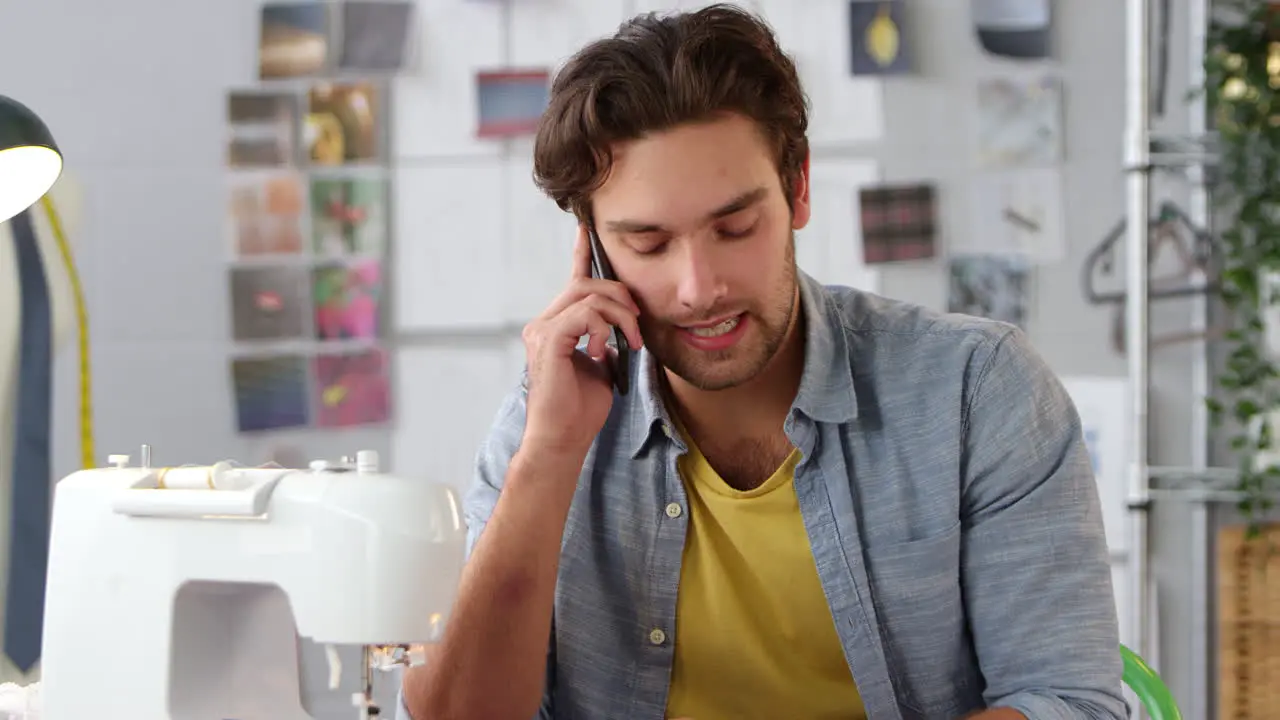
[665,435,866,719]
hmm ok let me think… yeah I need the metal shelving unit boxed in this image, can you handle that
[1124,0,1220,719]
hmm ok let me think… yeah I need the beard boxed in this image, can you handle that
[639,235,799,392]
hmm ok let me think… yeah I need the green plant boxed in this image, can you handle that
[1202,1,1280,535]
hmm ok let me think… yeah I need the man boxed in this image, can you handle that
[402,5,1125,719]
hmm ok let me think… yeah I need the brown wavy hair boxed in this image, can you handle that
[531,3,810,223]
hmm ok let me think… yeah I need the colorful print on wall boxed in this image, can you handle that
[313,259,381,341]
[849,1,911,75]
[231,354,311,432]
[309,176,388,257]
[259,2,332,79]
[306,82,381,165]
[229,266,311,341]
[227,91,300,168]
[476,69,551,138]
[312,347,392,428]
[858,182,937,264]
[338,0,415,72]
[228,172,305,257]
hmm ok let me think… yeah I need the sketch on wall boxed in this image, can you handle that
[966,167,1066,263]
[947,254,1029,328]
[975,75,1064,168]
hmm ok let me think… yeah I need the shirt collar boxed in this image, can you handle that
[627,270,859,458]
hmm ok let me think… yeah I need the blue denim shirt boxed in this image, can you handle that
[400,272,1126,720]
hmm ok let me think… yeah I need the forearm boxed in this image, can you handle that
[403,447,582,720]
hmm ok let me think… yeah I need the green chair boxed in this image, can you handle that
[1121,644,1182,720]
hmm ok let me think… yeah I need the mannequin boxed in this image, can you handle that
[0,173,82,684]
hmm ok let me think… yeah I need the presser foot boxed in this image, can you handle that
[356,644,427,719]
[325,643,428,688]
[328,644,428,719]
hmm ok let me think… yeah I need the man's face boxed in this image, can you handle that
[591,113,811,391]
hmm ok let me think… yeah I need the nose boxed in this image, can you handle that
[675,241,728,314]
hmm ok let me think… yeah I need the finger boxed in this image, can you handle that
[575,295,643,349]
[550,303,613,359]
[539,276,640,322]
[545,297,639,358]
[571,224,592,280]
[585,323,610,360]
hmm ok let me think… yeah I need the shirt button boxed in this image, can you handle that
[649,628,667,645]
[664,502,683,518]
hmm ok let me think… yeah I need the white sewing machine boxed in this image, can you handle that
[39,447,467,720]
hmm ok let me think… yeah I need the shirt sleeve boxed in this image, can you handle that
[959,327,1129,720]
[399,373,557,720]
[463,376,532,554]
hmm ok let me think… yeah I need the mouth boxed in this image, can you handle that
[681,314,743,337]
[675,313,748,351]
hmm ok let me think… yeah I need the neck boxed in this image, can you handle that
[664,287,805,442]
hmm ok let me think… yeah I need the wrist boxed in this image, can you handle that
[517,428,593,468]
[509,442,587,488]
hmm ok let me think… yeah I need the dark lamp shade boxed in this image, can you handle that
[0,95,62,224]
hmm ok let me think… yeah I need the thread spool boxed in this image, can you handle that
[155,461,234,490]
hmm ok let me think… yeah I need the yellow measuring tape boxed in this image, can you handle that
[37,195,94,470]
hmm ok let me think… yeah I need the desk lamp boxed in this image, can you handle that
[0,95,62,223]
[0,93,65,682]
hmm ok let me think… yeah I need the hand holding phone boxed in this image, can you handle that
[519,226,642,459]
[586,226,632,396]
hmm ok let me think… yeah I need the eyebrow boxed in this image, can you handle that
[603,186,768,234]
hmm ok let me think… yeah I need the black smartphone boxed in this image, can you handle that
[586,226,631,396]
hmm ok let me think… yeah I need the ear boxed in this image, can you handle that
[790,152,811,231]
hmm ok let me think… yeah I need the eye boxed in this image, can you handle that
[718,221,757,239]
[631,239,668,256]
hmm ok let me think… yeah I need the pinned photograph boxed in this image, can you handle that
[849,1,911,75]
[231,354,311,433]
[227,91,299,167]
[947,253,1030,328]
[305,82,381,165]
[476,70,550,138]
[259,3,332,79]
[228,172,305,256]
[312,348,392,428]
[229,266,311,341]
[310,176,388,257]
[858,183,937,264]
[338,0,415,72]
[313,259,382,341]
[976,75,1063,168]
